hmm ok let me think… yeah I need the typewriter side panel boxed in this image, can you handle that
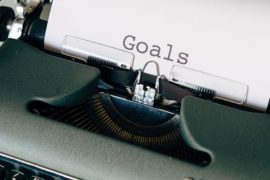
[0,39,270,179]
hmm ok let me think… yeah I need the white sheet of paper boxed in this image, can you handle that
[45,0,270,111]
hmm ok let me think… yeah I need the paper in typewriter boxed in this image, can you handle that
[45,0,270,111]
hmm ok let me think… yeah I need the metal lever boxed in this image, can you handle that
[133,61,163,106]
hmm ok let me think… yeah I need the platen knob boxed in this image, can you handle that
[0,6,15,41]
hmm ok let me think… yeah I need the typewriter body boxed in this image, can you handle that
[0,1,269,180]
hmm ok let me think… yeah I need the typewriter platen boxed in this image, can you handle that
[0,1,270,180]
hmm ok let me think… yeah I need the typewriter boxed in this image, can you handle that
[0,0,269,179]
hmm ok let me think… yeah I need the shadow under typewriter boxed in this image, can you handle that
[28,92,211,166]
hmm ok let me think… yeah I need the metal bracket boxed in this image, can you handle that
[132,61,162,106]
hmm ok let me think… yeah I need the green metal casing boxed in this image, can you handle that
[0,39,269,180]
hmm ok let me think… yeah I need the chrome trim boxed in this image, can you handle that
[0,152,80,180]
